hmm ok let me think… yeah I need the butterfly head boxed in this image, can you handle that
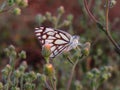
[65,35,80,51]
[71,35,79,43]
[72,35,79,40]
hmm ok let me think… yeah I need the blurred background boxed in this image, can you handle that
[0,0,120,89]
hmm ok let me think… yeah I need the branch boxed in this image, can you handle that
[83,0,120,54]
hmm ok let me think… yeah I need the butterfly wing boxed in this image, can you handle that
[35,27,72,58]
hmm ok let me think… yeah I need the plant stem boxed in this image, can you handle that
[105,0,120,51]
[83,0,98,23]
[50,77,54,90]
[54,13,62,29]
[66,55,84,90]
[20,74,24,90]
[83,0,120,53]
[45,81,52,90]
[53,76,57,90]
[6,71,12,90]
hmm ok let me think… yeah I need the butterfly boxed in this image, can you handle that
[35,27,81,58]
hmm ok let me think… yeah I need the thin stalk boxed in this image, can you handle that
[54,13,62,29]
[20,74,24,90]
[105,0,120,51]
[6,71,12,90]
[50,77,54,90]
[83,0,120,53]
[83,0,98,23]
[66,55,84,90]
[53,76,57,90]
[44,81,52,90]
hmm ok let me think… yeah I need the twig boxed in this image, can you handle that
[83,0,120,53]
[83,0,98,23]
[105,0,120,51]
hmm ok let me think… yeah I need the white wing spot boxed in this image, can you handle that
[60,33,69,41]
[42,35,47,39]
[50,53,54,58]
[51,46,56,51]
[35,29,42,32]
[41,40,44,44]
[38,37,41,39]
[35,28,39,29]
[36,33,41,36]
[46,40,54,43]
[55,40,67,44]
[55,34,60,38]
[40,27,44,29]
[49,44,53,46]
[47,32,55,35]
[48,36,56,39]
[45,28,54,32]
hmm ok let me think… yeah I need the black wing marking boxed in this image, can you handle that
[35,27,72,58]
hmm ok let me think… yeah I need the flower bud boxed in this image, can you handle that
[74,80,83,90]
[19,50,26,59]
[1,64,12,78]
[19,0,28,7]
[14,70,21,78]
[0,82,3,89]
[82,48,89,56]
[101,73,109,81]
[91,68,100,77]
[19,62,27,73]
[15,0,21,4]
[6,64,12,72]
[86,72,94,79]
[42,44,51,60]
[63,20,70,26]
[24,82,33,90]
[1,70,9,77]
[45,12,52,20]
[44,64,55,77]
[82,42,91,56]
[39,74,46,83]
[57,6,64,14]
[35,14,46,25]
[13,8,21,15]
[29,71,37,81]
[24,71,37,82]
[21,61,28,69]
[104,0,116,8]
[9,45,15,51]
[19,61,27,72]
[109,0,116,8]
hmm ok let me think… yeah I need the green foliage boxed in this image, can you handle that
[0,0,119,90]
[1,45,44,90]
[0,0,28,15]
[85,66,113,90]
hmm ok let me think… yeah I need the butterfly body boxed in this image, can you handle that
[66,35,79,51]
[35,27,80,58]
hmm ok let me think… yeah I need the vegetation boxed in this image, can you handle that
[0,0,120,90]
